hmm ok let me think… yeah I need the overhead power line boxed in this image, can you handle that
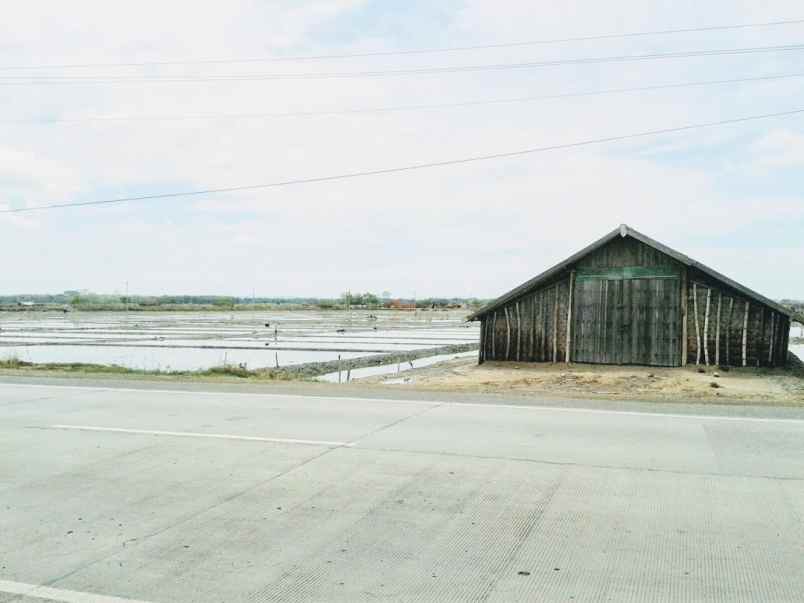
[4,71,804,125]
[3,43,804,84]
[2,17,804,70]
[3,106,803,215]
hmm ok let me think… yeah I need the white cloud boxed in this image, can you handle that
[752,129,804,168]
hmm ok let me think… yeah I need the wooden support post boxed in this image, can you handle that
[515,301,522,361]
[539,293,549,362]
[552,286,559,363]
[757,309,766,368]
[715,293,722,367]
[680,270,688,366]
[693,283,701,365]
[504,306,511,360]
[742,301,749,367]
[565,271,575,364]
[726,298,734,366]
[703,287,711,366]
[528,295,536,362]
[478,318,485,364]
[768,312,775,366]
[601,280,608,365]
[491,311,497,360]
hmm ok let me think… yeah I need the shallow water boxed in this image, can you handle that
[0,309,478,371]
[317,350,479,383]
[0,345,378,372]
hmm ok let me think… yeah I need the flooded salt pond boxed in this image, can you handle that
[0,309,478,371]
[317,350,478,383]
[3,309,794,373]
[1,345,377,372]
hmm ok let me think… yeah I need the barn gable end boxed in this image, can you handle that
[472,225,792,368]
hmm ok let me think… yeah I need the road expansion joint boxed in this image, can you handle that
[349,444,804,482]
[346,401,444,447]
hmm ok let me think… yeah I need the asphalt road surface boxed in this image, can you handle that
[1,381,803,602]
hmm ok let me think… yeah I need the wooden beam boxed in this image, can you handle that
[478,318,485,364]
[703,287,711,366]
[515,301,522,361]
[693,283,701,365]
[530,295,536,361]
[726,298,734,366]
[715,292,722,366]
[601,280,608,365]
[680,270,688,366]
[742,301,749,367]
[565,270,575,364]
[491,311,497,360]
[504,306,511,360]
[552,286,559,363]
[768,312,776,366]
[541,292,547,361]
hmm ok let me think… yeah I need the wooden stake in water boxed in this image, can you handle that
[275,352,279,368]
[338,354,342,384]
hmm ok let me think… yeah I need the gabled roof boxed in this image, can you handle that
[468,224,795,320]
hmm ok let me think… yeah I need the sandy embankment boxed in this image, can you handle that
[358,356,804,405]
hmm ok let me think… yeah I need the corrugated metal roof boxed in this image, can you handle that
[468,224,795,320]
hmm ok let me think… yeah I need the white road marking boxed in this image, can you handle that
[0,579,152,603]
[0,382,432,407]
[49,424,354,447]
[2,381,802,425]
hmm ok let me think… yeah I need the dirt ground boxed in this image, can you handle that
[358,357,804,406]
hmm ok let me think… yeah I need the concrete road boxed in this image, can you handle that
[1,382,803,602]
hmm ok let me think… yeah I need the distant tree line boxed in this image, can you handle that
[0,292,489,311]
[338,291,489,309]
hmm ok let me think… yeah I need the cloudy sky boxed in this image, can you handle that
[2,1,803,299]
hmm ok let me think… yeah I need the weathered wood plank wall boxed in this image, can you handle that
[686,269,789,367]
[480,277,570,362]
[571,276,681,366]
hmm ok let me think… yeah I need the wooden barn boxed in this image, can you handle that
[469,225,794,368]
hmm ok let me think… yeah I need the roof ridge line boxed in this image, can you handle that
[468,224,793,320]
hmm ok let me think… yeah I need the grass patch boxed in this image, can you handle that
[0,357,304,381]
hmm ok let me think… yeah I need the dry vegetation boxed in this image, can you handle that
[0,357,302,381]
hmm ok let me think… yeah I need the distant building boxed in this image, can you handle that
[469,224,794,368]
[386,299,416,311]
